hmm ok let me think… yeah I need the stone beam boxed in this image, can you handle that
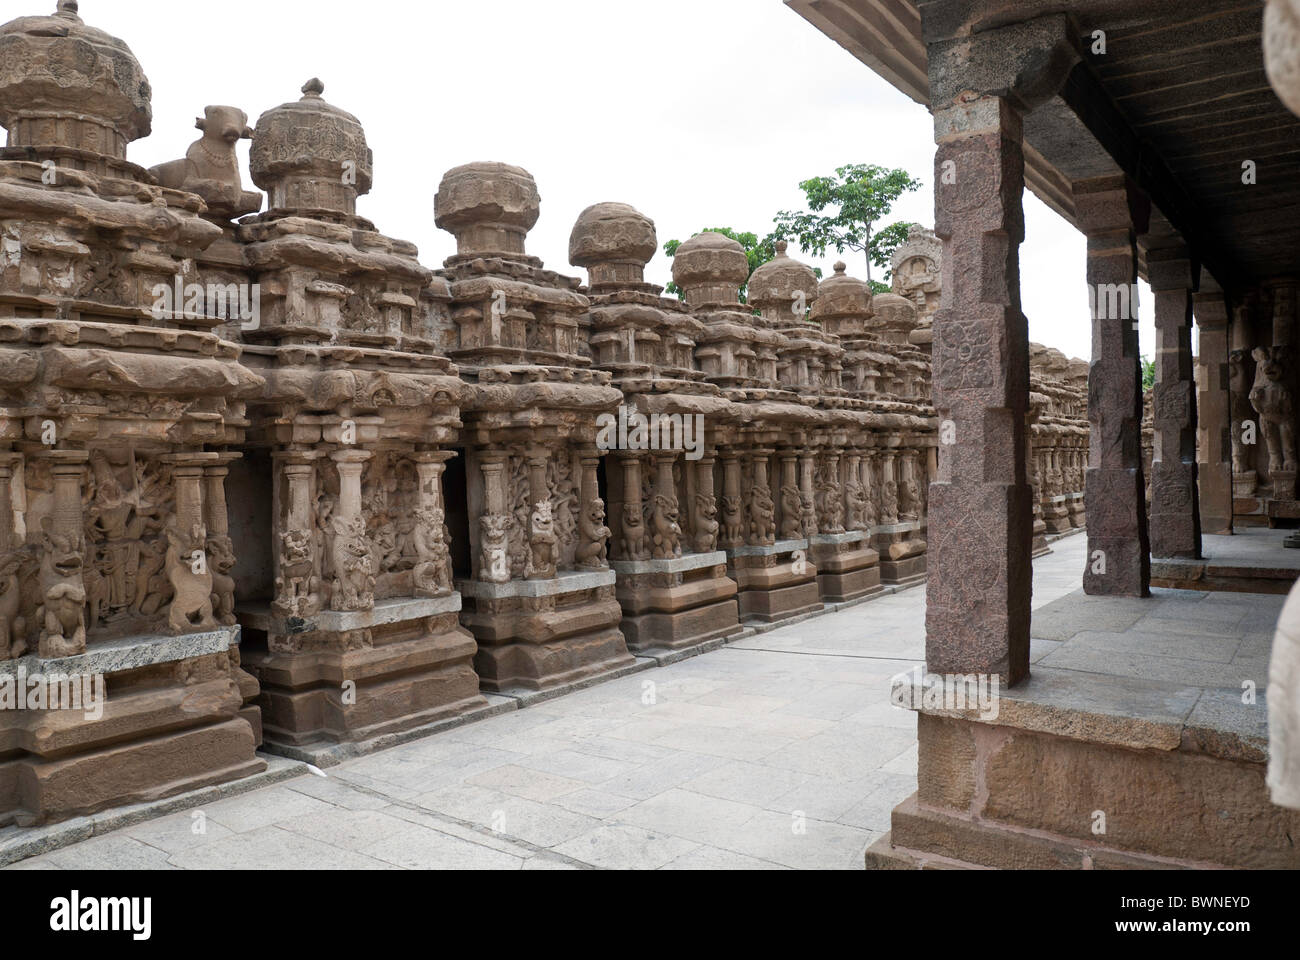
[1075,174,1151,597]
[923,15,1078,685]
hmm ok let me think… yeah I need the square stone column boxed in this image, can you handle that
[1147,244,1202,559]
[1075,175,1151,596]
[926,93,1034,686]
[1193,285,1233,535]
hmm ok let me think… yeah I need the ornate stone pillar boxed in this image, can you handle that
[619,453,649,561]
[693,453,719,554]
[1229,305,1259,498]
[748,450,776,546]
[651,452,682,560]
[778,450,801,541]
[1148,242,1202,559]
[478,453,510,582]
[525,444,557,580]
[1075,175,1151,596]
[720,451,744,549]
[923,14,1079,684]
[0,459,14,552]
[798,451,819,538]
[328,449,374,612]
[1194,285,1233,534]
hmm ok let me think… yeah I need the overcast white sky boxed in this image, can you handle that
[71,0,1157,363]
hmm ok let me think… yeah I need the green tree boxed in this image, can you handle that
[1141,356,1156,392]
[663,227,781,304]
[771,164,923,291]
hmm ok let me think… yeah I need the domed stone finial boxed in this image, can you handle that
[671,231,750,309]
[811,261,874,333]
[748,241,819,320]
[569,202,657,287]
[250,81,372,218]
[0,0,153,162]
[435,162,541,259]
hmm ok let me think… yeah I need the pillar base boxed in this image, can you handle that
[612,553,741,653]
[0,628,264,828]
[241,602,487,747]
[458,571,634,693]
[727,540,821,623]
[810,532,882,603]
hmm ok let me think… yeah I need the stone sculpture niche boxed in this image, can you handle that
[1250,344,1298,499]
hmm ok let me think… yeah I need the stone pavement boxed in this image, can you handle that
[8,535,1090,871]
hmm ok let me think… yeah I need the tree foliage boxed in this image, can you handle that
[771,164,923,286]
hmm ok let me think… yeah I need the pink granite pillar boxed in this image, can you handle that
[1148,243,1202,559]
[1075,175,1151,596]
[925,93,1033,685]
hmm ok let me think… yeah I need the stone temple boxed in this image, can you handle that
[0,0,1295,874]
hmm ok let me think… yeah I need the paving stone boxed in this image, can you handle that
[46,834,177,871]
[124,810,236,855]
[618,789,765,845]
[660,845,787,870]
[202,786,337,835]
[682,760,812,808]
[167,825,394,870]
[467,764,588,802]
[553,824,699,869]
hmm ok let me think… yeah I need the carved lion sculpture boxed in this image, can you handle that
[148,105,262,220]
[1250,345,1298,474]
[413,508,453,598]
[526,501,558,580]
[274,528,320,618]
[750,486,776,545]
[0,549,30,661]
[164,523,216,634]
[479,514,512,583]
[693,494,720,554]
[622,505,651,561]
[650,495,683,560]
[575,498,611,570]
[37,530,87,659]
[721,495,744,546]
[207,534,238,627]
[330,514,375,611]
[779,485,803,541]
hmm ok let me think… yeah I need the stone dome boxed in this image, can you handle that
[812,262,874,323]
[250,79,372,217]
[435,161,541,258]
[748,241,819,313]
[569,202,657,272]
[0,1,152,160]
[871,292,919,342]
[671,231,749,292]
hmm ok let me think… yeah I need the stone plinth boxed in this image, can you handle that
[610,553,741,653]
[726,540,822,623]
[457,571,634,693]
[809,531,882,603]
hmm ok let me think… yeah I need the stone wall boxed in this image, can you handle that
[0,2,1087,826]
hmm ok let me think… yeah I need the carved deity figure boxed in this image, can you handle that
[693,493,719,554]
[412,508,453,598]
[800,493,818,539]
[818,481,845,535]
[576,498,611,570]
[1229,348,1257,478]
[900,477,921,522]
[1250,346,1298,479]
[844,479,866,531]
[37,526,87,659]
[526,501,558,580]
